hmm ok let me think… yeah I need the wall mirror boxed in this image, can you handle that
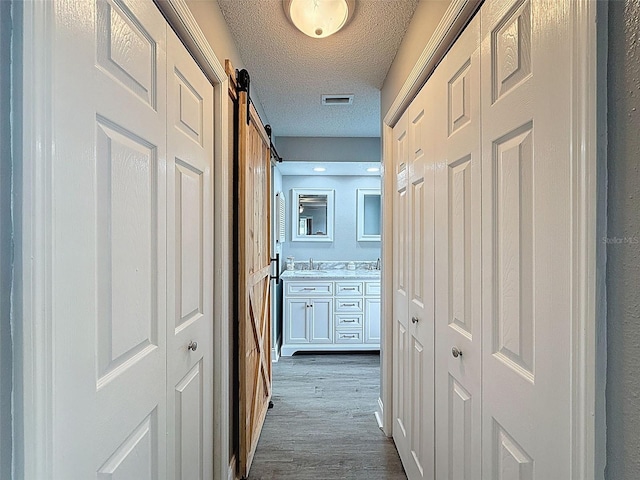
[291,188,335,242]
[357,188,381,241]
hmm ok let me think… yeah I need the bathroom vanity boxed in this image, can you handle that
[280,268,381,356]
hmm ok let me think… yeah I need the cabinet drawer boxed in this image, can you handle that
[335,330,363,343]
[335,282,363,296]
[286,281,333,296]
[365,282,381,296]
[335,298,363,312]
[335,314,363,328]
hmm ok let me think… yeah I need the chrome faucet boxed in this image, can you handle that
[309,258,314,270]
[376,258,381,270]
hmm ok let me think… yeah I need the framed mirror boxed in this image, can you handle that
[357,188,381,241]
[291,188,335,242]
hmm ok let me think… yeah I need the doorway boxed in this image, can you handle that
[253,159,395,477]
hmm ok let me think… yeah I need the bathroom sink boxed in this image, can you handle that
[296,270,328,275]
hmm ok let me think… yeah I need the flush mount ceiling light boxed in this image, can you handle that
[313,167,326,172]
[284,0,355,39]
[366,167,380,173]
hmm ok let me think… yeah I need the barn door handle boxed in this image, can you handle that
[451,346,462,358]
[187,341,198,352]
[270,253,280,284]
[411,316,419,324]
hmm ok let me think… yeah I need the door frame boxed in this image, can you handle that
[379,1,606,479]
[18,1,233,479]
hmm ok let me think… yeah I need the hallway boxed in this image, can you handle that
[247,354,406,480]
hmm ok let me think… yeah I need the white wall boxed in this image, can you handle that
[185,0,269,123]
[380,0,452,118]
[0,2,13,478]
[275,136,380,162]
[281,175,381,263]
[272,166,284,354]
[606,1,640,478]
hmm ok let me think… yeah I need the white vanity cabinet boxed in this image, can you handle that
[281,276,381,356]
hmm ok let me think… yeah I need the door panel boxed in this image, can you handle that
[365,298,381,343]
[406,84,436,480]
[393,81,437,479]
[234,82,273,477]
[310,298,333,343]
[286,299,309,343]
[434,13,482,480]
[481,0,572,477]
[392,112,410,457]
[175,362,204,480]
[166,27,214,480]
[53,0,168,477]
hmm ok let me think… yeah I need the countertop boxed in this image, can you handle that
[280,269,381,280]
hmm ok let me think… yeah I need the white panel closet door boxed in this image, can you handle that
[166,27,214,480]
[434,14,482,480]
[404,84,436,480]
[52,0,168,477]
[392,111,411,459]
[480,0,572,477]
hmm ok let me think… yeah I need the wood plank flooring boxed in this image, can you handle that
[246,353,407,480]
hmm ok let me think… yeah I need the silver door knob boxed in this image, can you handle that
[411,316,419,324]
[187,341,198,352]
[451,346,462,358]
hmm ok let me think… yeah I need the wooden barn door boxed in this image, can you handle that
[230,66,273,478]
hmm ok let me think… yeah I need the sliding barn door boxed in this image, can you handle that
[235,83,273,478]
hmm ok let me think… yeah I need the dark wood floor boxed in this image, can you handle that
[246,353,407,480]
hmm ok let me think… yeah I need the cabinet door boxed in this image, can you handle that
[364,298,381,344]
[309,298,333,343]
[285,299,309,343]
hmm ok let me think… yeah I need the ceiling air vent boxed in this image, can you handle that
[322,94,354,106]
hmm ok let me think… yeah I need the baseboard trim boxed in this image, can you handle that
[228,455,236,480]
[375,396,386,432]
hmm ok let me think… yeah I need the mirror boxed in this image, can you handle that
[291,188,335,242]
[357,188,381,241]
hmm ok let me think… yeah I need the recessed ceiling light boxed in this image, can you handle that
[283,0,355,39]
[313,167,326,172]
[366,167,380,173]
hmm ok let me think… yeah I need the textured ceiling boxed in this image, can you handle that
[217,0,420,137]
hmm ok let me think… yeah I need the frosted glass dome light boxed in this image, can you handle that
[284,0,355,39]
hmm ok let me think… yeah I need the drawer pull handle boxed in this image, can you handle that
[343,287,357,291]
[302,287,316,291]
[341,334,357,339]
[342,319,357,323]
[342,303,357,307]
